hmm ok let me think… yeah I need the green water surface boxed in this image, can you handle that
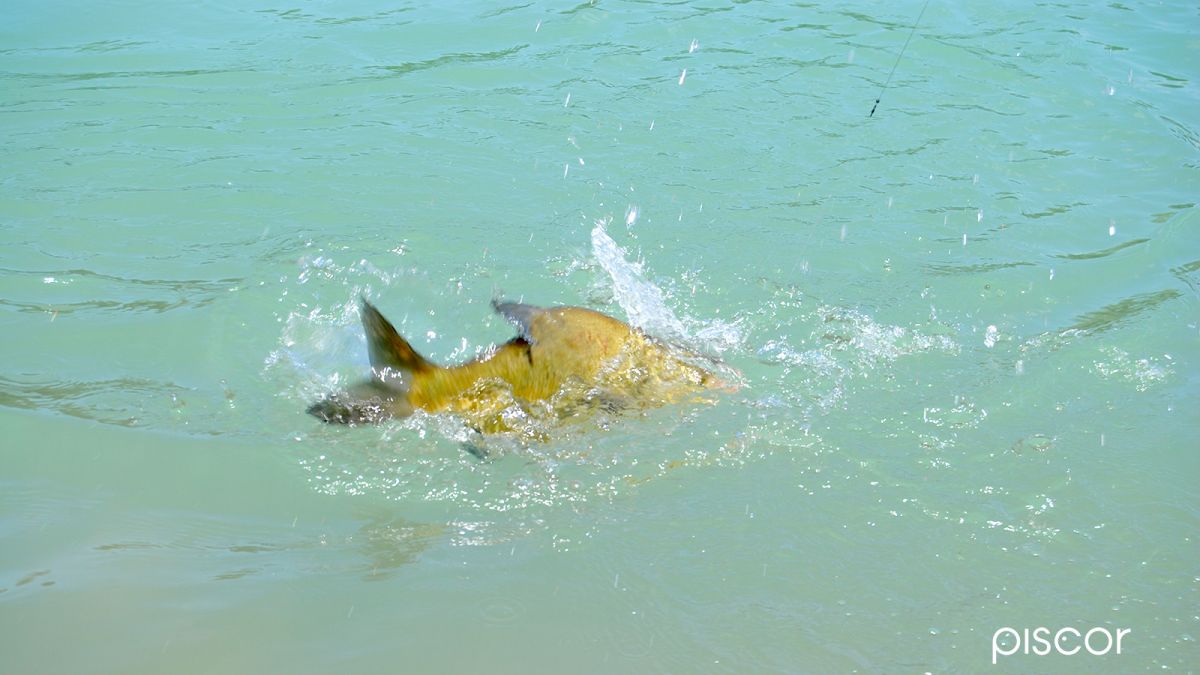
[2,1,1197,672]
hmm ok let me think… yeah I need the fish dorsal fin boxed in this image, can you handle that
[492,300,546,343]
[360,298,433,386]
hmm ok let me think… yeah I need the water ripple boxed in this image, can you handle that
[372,45,529,79]
[1053,238,1149,261]
[0,266,241,316]
[924,261,1035,276]
[0,375,188,427]
[1066,289,1182,334]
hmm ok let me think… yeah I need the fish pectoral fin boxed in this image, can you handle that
[307,395,383,424]
[307,380,411,424]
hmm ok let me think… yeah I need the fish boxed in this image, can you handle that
[307,297,731,433]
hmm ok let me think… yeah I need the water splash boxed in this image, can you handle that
[589,220,743,355]
[1092,346,1173,392]
[260,224,984,552]
[590,221,690,342]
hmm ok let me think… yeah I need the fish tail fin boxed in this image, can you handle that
[360,297,435,386]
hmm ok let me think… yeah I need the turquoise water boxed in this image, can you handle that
[2,0,1197,671]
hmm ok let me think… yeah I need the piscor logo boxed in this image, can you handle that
[992,626,1130,665]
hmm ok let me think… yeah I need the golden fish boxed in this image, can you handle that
[308,297,729,433]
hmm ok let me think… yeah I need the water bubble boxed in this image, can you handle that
[625,205,639,227]
[689,38,699,53]
[984,325,999,348]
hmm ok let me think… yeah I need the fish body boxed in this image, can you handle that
[308,298,724,432]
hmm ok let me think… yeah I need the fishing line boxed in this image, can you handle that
[869,0,932,117]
